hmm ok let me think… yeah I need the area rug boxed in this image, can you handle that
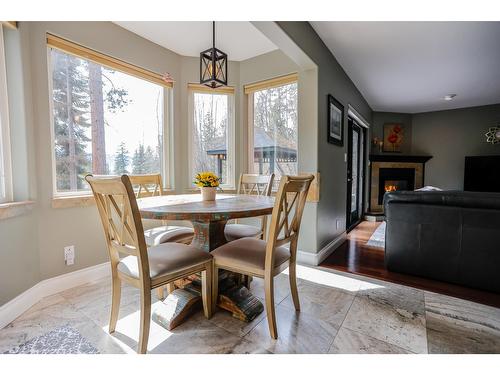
[3,324,99,354]
[366,221,386,249]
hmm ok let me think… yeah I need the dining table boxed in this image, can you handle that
[137,193,275,328]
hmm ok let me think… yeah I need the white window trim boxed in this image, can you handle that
[0,26,13,204]
[246,77,299,185]
[187,87,235,190]
[46,46,173,198]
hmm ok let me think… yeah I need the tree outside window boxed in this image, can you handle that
[49,49,164,194]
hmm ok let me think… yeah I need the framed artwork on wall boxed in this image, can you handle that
[383,123,405,152]
[328,94,344,146]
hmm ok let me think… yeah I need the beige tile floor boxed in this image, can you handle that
[1,265,499,354]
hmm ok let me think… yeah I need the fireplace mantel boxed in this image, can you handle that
[369,154,433,163]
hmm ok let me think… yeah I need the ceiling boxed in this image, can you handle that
[115,21,277,61]
[311,22,500,113]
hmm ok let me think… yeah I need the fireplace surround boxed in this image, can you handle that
[369,154,432,212]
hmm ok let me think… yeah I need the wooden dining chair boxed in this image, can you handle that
[128,174,194,247]
[86,174,213,354]
[212,174,314,339]
[224,173,275,242]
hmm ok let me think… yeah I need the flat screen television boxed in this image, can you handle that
[464,155,500,192]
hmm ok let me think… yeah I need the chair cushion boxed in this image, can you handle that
[211,237,290,273]
[144,225,194,247]
[118,243,212,280]
[224,223,262,242]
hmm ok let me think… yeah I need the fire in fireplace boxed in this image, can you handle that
[378,168,415,204]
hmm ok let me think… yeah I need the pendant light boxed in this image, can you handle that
[200,21,228,88]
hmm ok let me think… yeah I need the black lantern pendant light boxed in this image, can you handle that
[200,21,228,88]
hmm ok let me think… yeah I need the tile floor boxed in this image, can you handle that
[1,265,499,354]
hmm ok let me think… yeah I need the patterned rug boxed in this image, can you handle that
[366,221,386,249]
[4,325,99,354]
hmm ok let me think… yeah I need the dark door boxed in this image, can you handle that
[346,118,365,231]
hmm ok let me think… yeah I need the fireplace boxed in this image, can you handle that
[368,154,432,213]
[378,168,415,204]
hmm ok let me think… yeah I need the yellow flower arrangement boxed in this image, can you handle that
[194,171,220,188]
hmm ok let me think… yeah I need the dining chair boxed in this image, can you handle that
[224,173,275,242]
[128,174,194,247]
[86,174,213,354]
[211,174,314,339]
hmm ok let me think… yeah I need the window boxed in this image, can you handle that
[245,73,298,189]
[188,84,235,188]
[47,34,172,196]
[0,25,12,203]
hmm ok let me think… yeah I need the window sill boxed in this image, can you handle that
[51,189,178,209]
[52,195,95,209]
[0,201,35,220]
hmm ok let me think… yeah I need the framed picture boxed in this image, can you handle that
[328,94,344,146]
[383,123,405,152]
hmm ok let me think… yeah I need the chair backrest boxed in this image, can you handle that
[237,174,275,197]
[235,174,275,230]
[86,174,150,283]
[128,174,164,198]
[265,174,315,271]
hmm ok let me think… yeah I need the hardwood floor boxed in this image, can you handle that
[320,221,500,308]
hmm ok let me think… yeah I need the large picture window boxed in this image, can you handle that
[47,35,171,195]
[0,26,12,203]
[188,85,235,188]
[246,74,298,189]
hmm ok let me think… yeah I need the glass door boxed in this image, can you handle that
[346,117,365,230]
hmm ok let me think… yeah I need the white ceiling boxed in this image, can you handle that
[311,22,500,113]
[114,21,277,61]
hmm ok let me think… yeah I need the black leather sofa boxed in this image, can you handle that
[384,190,500,294]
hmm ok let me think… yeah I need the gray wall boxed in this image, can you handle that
[412,103,500,189]
[277,22,372,250]
[372,112,412,154]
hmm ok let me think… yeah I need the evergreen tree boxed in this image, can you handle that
[132,144,147,174]
[51,49,91,191]
[113,142,130,174]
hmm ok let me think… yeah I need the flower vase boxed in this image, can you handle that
[200,186,216,201]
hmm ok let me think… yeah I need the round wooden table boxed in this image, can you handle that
[138,193,275,252]
[137,193,275,325]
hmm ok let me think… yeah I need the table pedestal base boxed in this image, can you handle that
[153,274,264,331]
[217,276,264,322]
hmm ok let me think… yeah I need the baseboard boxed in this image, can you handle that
[0,262,110,330]
[297,231,347,266]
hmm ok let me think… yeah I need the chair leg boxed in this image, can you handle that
[166,282,176,295]
[264,275,278,339]
[138,288,152,354]
[212,266,219,312]
[109,274,121,334]
[201,264,213,319]
[289,262,300,311]
[156,287,164,300]
[244,275,253,289]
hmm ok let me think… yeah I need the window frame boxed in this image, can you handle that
[187,83,236,190]
[0,25,13,204]
[46,34,173,198]
[245,73,299,187]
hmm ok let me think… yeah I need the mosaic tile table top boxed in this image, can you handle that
[138,194,275,222]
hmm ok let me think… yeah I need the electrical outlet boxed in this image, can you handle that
[64,245,75,266]
[336,219,342,230]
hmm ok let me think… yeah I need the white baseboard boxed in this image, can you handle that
[297,231,347,266]
[0,262,110,330]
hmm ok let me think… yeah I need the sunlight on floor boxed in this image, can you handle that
[283,264,385,292]
[102,301,174,352]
